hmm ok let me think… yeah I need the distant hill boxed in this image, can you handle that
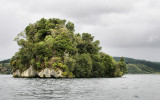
[0,59,10,63]
[114,57,160,74]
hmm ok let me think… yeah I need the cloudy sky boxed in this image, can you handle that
[0,0,160,62]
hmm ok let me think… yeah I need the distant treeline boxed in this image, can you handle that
[114,57,160,74]
[0,59,10,63]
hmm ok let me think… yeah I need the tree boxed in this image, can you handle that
[74,53,92,78]
[119,57,127,75]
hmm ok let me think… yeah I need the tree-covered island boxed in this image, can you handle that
[10,18,127,78]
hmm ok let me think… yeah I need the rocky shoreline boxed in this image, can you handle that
[13,66,63,78]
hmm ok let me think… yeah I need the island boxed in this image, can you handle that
[10,18,127,78]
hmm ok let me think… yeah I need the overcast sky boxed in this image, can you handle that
[0,0,160,62]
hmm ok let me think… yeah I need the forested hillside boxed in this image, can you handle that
[114,57,160,74]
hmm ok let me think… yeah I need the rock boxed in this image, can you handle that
[50,69,63,77]
[13,67,63,78]
[21,66,36,77]
[13,70,21,77]
[38,68,63,78]
[38,68,51,77]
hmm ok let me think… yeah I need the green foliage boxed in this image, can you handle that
[62,72,68,76]
[119,57,127,74]
[91,54,105,77]
[53,32,76,56]
[10,18,127,77]
[66,21,74,31]
[74,53,92,78]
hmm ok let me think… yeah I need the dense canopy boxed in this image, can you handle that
[10,18,127,78]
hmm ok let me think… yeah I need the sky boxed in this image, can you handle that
[0,0,160,62]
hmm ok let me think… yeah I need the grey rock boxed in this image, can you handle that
[13,67,63,78]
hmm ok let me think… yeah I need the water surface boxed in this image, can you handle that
[0,74,160,100]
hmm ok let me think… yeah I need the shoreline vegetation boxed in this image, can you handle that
[9,18,127,78]
[1,57,160,75]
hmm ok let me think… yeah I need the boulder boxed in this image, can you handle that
[13,70,21,77]
[38,68,51,77]
[50,69,63,77]
[38,68,63,78]
[21,66,36,77]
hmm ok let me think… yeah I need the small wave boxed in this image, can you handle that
[134,95,140,98]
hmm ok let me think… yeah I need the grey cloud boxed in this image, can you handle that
[102,47,160,62]
[0,0,160,61]
[5,0,136,25]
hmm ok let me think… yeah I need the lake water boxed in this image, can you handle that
[0,74,160,100]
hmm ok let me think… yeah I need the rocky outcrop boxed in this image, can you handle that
[13,70,21,77]
[13,66,63,78]
[21,66,36,77]
[38,68,63,78]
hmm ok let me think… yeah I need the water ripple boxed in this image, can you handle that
[0,74,160,100]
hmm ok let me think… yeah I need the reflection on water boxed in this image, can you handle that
[0,74,160,100]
